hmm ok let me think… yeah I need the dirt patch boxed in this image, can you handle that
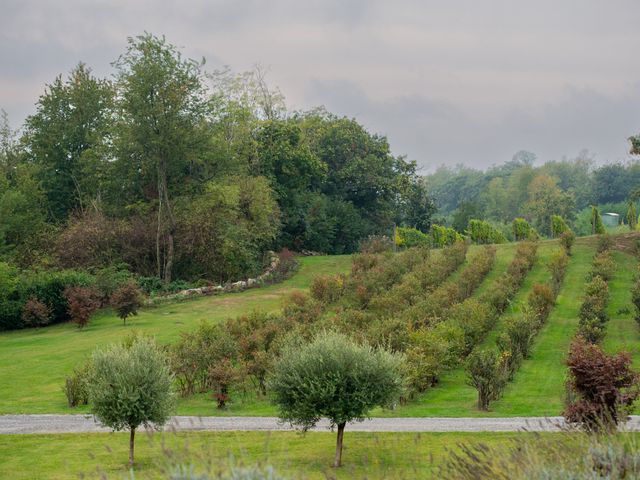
[610,232,640,254]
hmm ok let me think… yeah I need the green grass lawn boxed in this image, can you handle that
[0,430,548,480]
[0,256,351,415]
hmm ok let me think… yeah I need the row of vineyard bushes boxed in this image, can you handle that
[138,242,470,409]
[395,225,462,249]
[576,235,614,343]
[466,241,571,410]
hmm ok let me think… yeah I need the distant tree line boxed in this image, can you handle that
[428,150,640,238]
[0,33,433,287]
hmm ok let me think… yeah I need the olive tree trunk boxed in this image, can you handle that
[334,422,346,468]
[129,427,136,467]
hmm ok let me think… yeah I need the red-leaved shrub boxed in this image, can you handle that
[64,286,101,329]
[21,297,52,328]
[564,338,640,431]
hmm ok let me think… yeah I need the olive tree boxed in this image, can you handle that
[88,336,174,466]
[269,331,405,468]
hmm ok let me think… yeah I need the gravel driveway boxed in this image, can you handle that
[3,414,640,434]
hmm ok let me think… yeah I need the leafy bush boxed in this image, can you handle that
[512,218,533,241]
[63,364,91,407]
[559,230,575,255]
[597,233,614,253]
[465,349,506,411]
[551,215,569,237]
[527,283,555,324]
[430,224,463,247]
[395,226,430,248]
[309,274,344,304]
[547,249,569,295]
[169,322,238,397]
[21,297,51,327]
[564,338,640,431]
[282,291,322,324]
[590,207,606,235]
[64,286,101,328]
[93,266,135,305]
[110,282,143,325]
[208,358,244,409]
[497,316,536,363]
[467,219,506,245]
[578,275,610,341]
[0,269,94,330]
[479,241,537,314]
[589,251,615,281]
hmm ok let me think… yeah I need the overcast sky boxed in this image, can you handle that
[2,0,640,170]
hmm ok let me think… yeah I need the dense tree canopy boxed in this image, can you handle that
[0,34,431,287]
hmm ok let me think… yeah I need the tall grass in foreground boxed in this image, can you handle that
[440,429,640,479]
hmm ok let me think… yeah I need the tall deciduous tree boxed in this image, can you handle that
[113,33,210,284]
[269,331,405,468]
[24,63,113,220]
[525,174,575,236]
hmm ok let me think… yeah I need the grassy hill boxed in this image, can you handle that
[0,255,351,414]
[1,235,639,417]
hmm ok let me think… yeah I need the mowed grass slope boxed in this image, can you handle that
[0,430,542,480]
[0,256,351,414]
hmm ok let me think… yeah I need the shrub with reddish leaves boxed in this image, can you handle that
[21,297,52,328]
[64,286,100,329]
[564,338,640,431]
[110,283,143,325]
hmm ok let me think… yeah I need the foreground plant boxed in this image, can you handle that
[88,335,175,466]
[564,338,639,432]
[269,331,405,468]
[440,430,640,479]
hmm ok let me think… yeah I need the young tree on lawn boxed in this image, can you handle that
[269,331,405,468]
[88,336,174,466]
[110,282,143,325]
[466,349,506,411]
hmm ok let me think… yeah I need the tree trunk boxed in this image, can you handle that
[129,427,136,467]
[156,158,175,285]
[334,422,346,468]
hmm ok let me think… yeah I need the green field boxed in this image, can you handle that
[1,236,639,418]
[0,256,351,415]
[0,430,546,479]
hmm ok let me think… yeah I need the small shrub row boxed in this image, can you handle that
[512,218,537,241]
[466,246,566,411]
[395,226,430,249]
[399,246,496,326]
[349,242,462,309]
[430,224,464,248]
[467,219,506,245]
[406,242,537,396]
[559,229,575,256]
[577,238,614,343]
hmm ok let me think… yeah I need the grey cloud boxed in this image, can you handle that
[2,0,640,168]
